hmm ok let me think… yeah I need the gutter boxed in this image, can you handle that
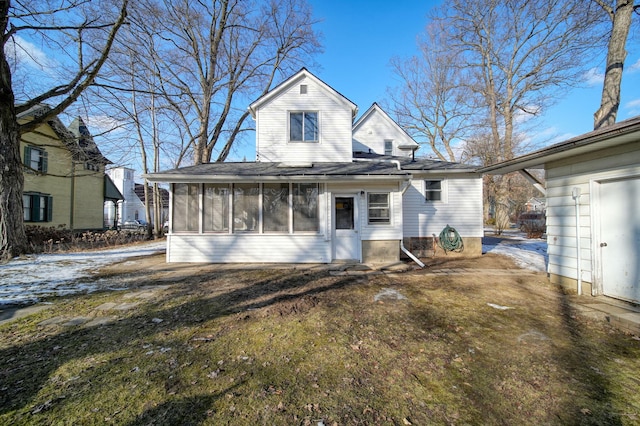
[142,174,410,183]
[477,117,640,175]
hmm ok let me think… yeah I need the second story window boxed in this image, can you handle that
[384,140,393,155]
[85,162,100,172]
[289,111,318,142]
[24,146,48,173]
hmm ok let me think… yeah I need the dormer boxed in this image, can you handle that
[249,68,358,163]
[352,103,419,158]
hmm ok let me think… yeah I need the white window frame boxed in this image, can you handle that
[367,192,391,225]
[289,111,319,143]
[384,140,393,156]
[424,179,447,203]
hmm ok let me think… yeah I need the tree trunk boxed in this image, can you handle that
[594,0,634,130]
[0,0,28,261]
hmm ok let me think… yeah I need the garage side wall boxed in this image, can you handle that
[546,142,640,294]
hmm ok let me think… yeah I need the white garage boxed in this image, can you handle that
[480,116,640,303]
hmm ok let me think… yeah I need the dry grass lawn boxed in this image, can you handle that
[1,252,640,425]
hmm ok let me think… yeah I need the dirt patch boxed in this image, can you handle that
[420,252,520,269]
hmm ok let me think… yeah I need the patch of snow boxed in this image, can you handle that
[374,288,407,302]
[487,303,514,310]
[0,241,165,305]
[482,230,547,272]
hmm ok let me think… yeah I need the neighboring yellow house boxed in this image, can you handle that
[19,104,115,230]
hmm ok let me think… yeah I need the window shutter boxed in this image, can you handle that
[32,195,41,222]
[42,150,48,172]
[24,146,31,167]
[46,196,53,221]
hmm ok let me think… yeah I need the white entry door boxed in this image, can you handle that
[600,177,640,303]
[333,195,360,261]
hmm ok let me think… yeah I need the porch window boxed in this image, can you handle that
[173,183,199,232]
[425,180,443,202]
[263,183,289,232]
[368,193,390,224]
[204,184,229,232]
[23,193,53,222]
[24,146,48,172]
[293,183,319,232]
[289,111,318,142]
[233,183,259,232]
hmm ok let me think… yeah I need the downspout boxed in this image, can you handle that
[70,160,76,230]
[400,179,425,268]
[572,188,582,296]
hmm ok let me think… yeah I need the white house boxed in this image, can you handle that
[480,116,640,304]
[106,166,147,225]
[145,69,483,264]
[106,166,169,227]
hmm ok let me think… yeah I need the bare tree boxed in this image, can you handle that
[389,20,474,162]
[431,0,603,233]
[116,0,321,166]
[1,0,128,260]
[593,0,638,129]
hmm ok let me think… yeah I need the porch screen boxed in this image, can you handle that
[293,183,319,232]
[173,183,199,232]
[204,184,229,232]
[263,183,289,232]
[233,183,259,232]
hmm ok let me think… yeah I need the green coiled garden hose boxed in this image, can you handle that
[438,225,464,253]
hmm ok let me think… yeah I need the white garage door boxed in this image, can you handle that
[600,177,640,303]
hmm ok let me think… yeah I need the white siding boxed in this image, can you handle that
[256,75,353,163]
[402,174,483,237]
[326,182,404,241]
[168,234,331,263]
[352,108,416,157]
[545,142,640,287]
[106,167,146,223]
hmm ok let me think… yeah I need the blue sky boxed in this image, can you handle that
[10,1,638,166]
[259,0,639,161]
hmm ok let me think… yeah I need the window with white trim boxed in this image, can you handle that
[425,179,443,202]
[384,140,393,155]
[173,183,199,232]
[233,183,260,232]
[289,111,318,142]
[204,184,230,232]
[293,183,319,232]
[368,193,390,224]
[263,183,289,233]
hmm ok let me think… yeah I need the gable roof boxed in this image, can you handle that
[134,183,169,207]
[353,103,419,151]
[18,104,111,164]
[478,115,640,175]
[68,116,111,164]
[104,174,125,201]
[248,68,358,119]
